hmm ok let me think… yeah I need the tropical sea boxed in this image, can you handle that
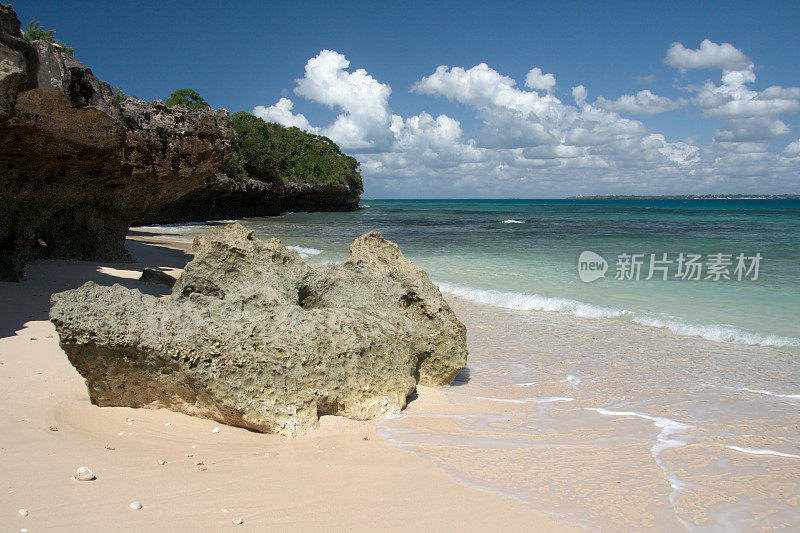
[140,198,800,350]
[135,199,800,531]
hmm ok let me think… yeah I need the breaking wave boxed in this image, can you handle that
[435,281,800,348]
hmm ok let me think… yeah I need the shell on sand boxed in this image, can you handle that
[74,466,96,481]
[129,501,142,510]
[18,508,28,517]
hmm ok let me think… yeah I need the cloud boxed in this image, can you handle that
[714,117,790,142]
[252,50,800,198]
[594,90,688,115]
[252,98,317,132]
[665,39,752,71]
[524,67,556,93]
[783,139,800,158]
[293,49,393,151]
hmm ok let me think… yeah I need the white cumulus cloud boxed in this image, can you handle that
[252,98,317,132]
[524,67,556,93]
[293,49,393,151]
[594,90,688,115]
[251,49,800,198]
[665,39,752,71]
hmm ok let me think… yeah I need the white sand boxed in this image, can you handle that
[0,235,570,531]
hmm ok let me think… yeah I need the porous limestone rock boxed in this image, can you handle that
[0,3,236,280]
[50,224,467,435]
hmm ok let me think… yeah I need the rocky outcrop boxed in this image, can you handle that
[50,224,467,435]
[136,173,362,225]
[0,4,236,281]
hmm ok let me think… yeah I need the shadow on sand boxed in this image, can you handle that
[0,238,193,340]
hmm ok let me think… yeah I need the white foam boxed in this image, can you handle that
[585,408,692,468]
[502,219,524,224]
[561,375,583,390]
[586,407,693,514]
[436,282,628,320]
[727,446,800,459]
[133,222,215,234]
[473,395,574,404]
[631,315,800,348]
[436,281,800,348]
[286,245,323,259]
[737,387,800,400]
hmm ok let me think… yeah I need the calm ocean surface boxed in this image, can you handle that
[141,199,800,349]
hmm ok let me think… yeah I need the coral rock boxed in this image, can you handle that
[50,224,467,435]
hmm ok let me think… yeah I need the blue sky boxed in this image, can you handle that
[13,0,800,198]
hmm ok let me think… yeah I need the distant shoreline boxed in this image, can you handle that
[566,194,800,199]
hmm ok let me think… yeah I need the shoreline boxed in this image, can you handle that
[0,234,571,532]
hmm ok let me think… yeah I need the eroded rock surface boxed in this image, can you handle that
[136,173,362,225]
[0,4,236,280]
[50,224,467,434]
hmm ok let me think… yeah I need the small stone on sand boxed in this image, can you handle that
[18,508,28,517]
[233,518,243,525]
[164,422,172,427]
[129,501,142,510]
[185,453,193,457]
[212,426,220,433]
[74,466,96,481]
[157,459,167,465]
[48,426,58,431]
[221,507,230,513]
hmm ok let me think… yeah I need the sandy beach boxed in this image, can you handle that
[0,234,571,532]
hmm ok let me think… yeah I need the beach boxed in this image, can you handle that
[0,235,570,532]
[3,225,798,531]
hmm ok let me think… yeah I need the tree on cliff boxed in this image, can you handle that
[165,89,211,110]
[224,112,362,190]
[22,19,74,56]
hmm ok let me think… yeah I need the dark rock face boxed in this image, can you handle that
[0,4,236,280]
[139,267,176,288]
[136,174,362,225]
[50,224,468,435]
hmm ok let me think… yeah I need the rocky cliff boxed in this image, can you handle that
[50,224,468,435]
[136,173,361,225]
[0,4,237,280]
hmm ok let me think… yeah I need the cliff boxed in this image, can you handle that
[138,111,363,224]
[137,173,361,224]
[0,4,237,280]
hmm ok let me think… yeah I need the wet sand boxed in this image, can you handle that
[0,235,569,532]
[380,298,800,531]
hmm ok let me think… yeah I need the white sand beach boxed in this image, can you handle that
[0,234,570,532]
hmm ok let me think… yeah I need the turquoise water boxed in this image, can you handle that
[143,199,800,348]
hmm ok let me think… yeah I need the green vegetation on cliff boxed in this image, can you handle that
[225,111,362,190]
[22,19,73,56]
[165,89,211,110]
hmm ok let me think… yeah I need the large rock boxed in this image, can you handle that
[50,224,467,435]
[0,3,236,280]
[136,173,362,225]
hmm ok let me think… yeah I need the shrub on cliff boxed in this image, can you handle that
[225,112,362,190]
[22,19,74,56]
[165,89,211,110]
